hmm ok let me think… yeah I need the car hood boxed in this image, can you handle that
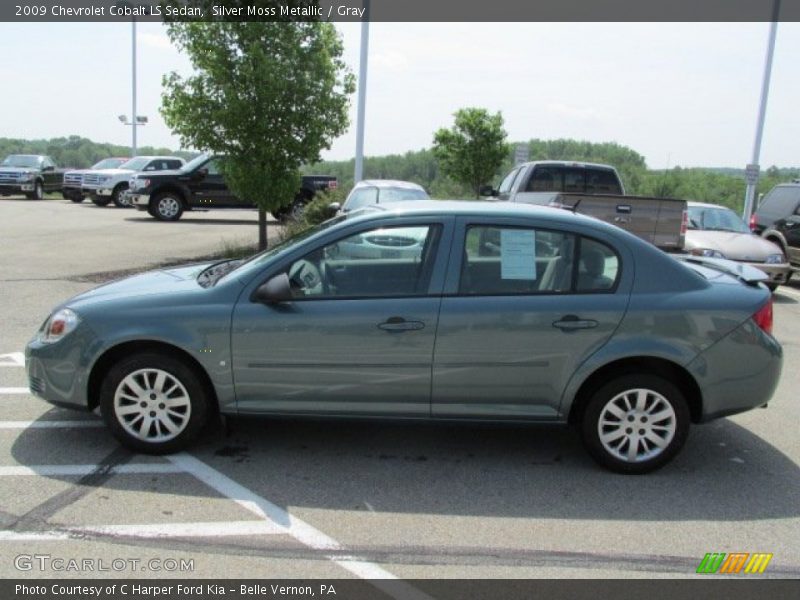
[0,167,37,174]
[64,263,214,310]
[88,168,135,177]
[685,230,783,261]
[132,168,185,180]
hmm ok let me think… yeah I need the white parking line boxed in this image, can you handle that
[0,388,30,395]
[0,420,104,429]
[0,352,24,367]
[0,521,284,541]
[169,453,435,600]
[0,464,184,477]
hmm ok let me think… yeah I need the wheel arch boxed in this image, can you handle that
[567,356,703,425]
[87,340,219,415]
[763,231,788,255]
[150,185,188,207]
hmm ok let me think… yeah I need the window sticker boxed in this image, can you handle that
[500,229,537,280]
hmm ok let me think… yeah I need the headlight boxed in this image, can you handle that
[98,175,110,183]
[133,178,150,190]
[38,308,80,344]
[765,254,786,264]
[19,173,34,182]
[690,248,725,258]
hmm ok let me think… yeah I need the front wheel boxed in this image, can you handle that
[580,374,690,474]
[111,184,129,208]
[92,194,111,207]
[99,352,210,454]
[70,195,85,203]
[26,181,44,200]
[151,192,184,221]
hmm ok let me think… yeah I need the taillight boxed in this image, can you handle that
[681,210,688,235]
[749,213,757,232]
[752,298,773,336]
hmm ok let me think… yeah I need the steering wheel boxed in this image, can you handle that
[288,259,323,296]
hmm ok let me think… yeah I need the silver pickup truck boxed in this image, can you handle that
[484,161,686,252]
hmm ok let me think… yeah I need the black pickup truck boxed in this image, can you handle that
[0,154,66,200]
[127,154,337,222]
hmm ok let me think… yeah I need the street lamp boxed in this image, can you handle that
[118,113,148,154]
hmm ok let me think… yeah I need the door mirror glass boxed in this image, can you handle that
[479,185,497,197]
[329,202,341,213]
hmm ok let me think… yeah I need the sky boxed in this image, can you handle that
[1,21,798,169]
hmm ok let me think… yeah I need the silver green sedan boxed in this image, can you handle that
[26,202,782,473]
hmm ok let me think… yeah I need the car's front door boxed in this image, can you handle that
[432,218,630,419]
[231,218,452,416]
[189,159,240,208]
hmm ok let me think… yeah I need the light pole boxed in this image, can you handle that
[743,1,781,221]
[354,1,370,183]
[132,18,137,156]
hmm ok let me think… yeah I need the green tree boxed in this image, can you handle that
[432,108,510,198]
[160,16,354,249]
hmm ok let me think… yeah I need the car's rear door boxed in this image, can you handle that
[432,216,631,419]
[231,216,454,416]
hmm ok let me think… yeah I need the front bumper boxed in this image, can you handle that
[742,260,792,286]
[0,183,34,194]
[130,193,150,210]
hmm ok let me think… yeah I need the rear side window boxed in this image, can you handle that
[576,238,619,292]
[757,187,800,222]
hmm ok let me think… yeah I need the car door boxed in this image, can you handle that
[188,158,240,208]
[432,217,630,419]
[231,217,453,416]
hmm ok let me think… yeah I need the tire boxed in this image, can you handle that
[92,194,111,207]
[99,352,211,454]
[26,181,44,200]
[151,192,184,221]
[580,374,690,474]
[111,184,129,208]
[70,196,85,204]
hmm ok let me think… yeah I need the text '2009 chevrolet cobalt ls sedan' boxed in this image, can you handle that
[26,201,782,473]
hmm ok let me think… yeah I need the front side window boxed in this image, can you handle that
[286,224,441,298]
[204,159,222,175]
[497,168,521,195]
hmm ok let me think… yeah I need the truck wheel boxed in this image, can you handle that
[26,181,44,200]
[151,192,184,221]
[111,184,129,208]
[70,195,85,204]
[580,374,690,474]
[92,195,111,207]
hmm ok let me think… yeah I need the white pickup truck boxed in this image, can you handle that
[81,156,184,208]
[483,161,687,252]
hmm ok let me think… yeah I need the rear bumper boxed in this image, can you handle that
[688,319,782,422]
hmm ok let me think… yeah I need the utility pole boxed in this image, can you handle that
[743,1,780,221]
[354,1,370,183]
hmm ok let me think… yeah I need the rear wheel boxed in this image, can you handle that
[151,192,184,221]
[580,374,690,474]
[69,195,85,203]
[99,352,210,454]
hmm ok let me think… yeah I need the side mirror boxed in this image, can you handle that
[253,273,292,304]
[479,185,498,197]
[193,168,208,180]
[328,202,341,213]
[42,165,54,172]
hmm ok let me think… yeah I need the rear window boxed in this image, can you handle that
[525,166,622,195]
[585,168,623,194]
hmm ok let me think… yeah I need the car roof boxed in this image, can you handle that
[519,160,617,170]
[687,201,732,210]
[129,156,183,160]
[354,179,425,190]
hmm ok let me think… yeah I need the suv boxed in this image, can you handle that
[62,157,129,203]
[0,154,65,200]
[82,156,185,208]
[752,182,800,272]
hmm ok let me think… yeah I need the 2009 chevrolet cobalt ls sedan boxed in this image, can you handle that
[26,201,782,473]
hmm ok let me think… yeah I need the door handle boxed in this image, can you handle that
[378,317,425,332]
[552,315,598,331]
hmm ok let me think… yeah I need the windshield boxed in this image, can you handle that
[180,154,211,173]
[1,155,40,168]
[92,158,127,170]
[687,206,749,233]
[119,157,151,171]
[345,185,428,211]
[215,215,348,284]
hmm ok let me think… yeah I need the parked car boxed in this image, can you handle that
[82,156,185,208]
[332,179,429,215]
[0,154,66,199]
[486,161,687,252]
[128,154,337,222]
[752,182,800,273]
[26,202,781,474]
[62,157,129,203]
[685,202,790,291]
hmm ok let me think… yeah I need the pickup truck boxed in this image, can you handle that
[82,156,185,208]
[484,161,687,252]
[0,154,66,200]
[62,157,129,203]
[128,154,337,222]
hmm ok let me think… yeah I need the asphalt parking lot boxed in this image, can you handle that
[1,197,799,586]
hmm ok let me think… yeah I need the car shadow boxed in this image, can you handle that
[122,216,273,226]
[10,411,800,523]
